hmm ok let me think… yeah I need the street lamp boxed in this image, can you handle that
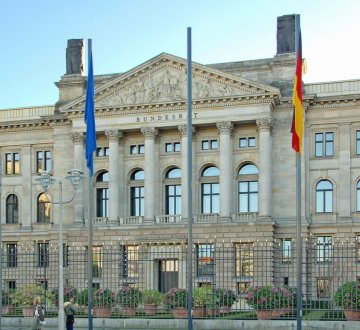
[36,169,83,330]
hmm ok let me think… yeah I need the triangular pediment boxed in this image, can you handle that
[61,53,279,112]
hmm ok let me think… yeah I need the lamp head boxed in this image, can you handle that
[36,171,54,191]
[66,169,83,190]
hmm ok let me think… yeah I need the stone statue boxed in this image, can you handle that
[66,39,84,75]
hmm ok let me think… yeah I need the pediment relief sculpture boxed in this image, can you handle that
[96,66,248,107]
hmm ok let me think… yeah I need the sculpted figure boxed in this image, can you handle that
[66,39,84,75]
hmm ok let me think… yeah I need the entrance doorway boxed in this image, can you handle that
[158,259,178,293]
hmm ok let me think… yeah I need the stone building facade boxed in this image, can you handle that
[1,15,360,299]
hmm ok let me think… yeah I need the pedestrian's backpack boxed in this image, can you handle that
[37,305,45,321]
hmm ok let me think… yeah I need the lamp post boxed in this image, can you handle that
[36,169,83,330]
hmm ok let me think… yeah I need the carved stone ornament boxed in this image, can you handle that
[105,130,123,142]
[216,121,233,135]
[71,132,84,144]
[141,127,158,139]
[178,124,196,137]
[256,118,272,131]
[96,65,257,108]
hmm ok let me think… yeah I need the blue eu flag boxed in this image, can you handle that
[84,40,97,176]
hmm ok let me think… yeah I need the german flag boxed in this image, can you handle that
[291,16,303,154]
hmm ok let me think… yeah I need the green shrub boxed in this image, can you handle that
[334,281,360,310]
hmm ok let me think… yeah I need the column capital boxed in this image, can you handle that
[71,132,84,144]
[216,121,233,135]
[105,129,123,142]
[256,118,272,132]
[141,127,158,139]
[178,124,196,137]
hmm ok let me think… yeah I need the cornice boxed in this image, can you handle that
[65,95,277,120]
[0,121,51,133]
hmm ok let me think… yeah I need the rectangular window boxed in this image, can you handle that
[6,280,16,290]
[282,239,292,263]
[96,147,109,157]
[248,137,256,147]
[6,243,17,268]
[202,140,217,150]
[37,242,49,267]
[36,150,52,173]
[239,138,247,148]
[92,246,102,278]
[131,186,144,216]
[239,137,256,148]
[165,142,181,153]
[357,236,360,262]
[237,281,250,295]
[357,130,360,155]
[63,244,69,268]
[315,132,334,157]
[316,278,331,298]
[122,245,139,278]
[5,152,20,175]
[317,236,332,262]
[196,244,214,277]
[235,243,254,276]
[130,145,144,155]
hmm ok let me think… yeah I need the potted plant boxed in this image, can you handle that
[215,288,237,313]
[13,284,51,317]
[245,285,280,320]
[164,288,188,318]
[51,285,78,306]
[142,289,163,315]
[192,287,212,318]
[272,286,296,317]
[334,281,360,320]
[2,289,15,315]
[206,291,221,317]
[117,287,142,316]
[93,288,115,317]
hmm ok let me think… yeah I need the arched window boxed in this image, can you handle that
[357,180,360,212]
[201,166,219,213]
[130,170,144,216]
[96,171,109,217]
[165,168,181,215]
[6,194,18,224]
[37,193,51,223]
[238,164,259,213]
[316,180,333,213]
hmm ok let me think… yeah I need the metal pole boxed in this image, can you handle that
[186,26,193,330]
[0,155,2,330]
[294,14,302,330]
[86,38,94,330]
[296,152,302,330]
[58,180,64,330]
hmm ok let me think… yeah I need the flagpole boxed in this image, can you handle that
[294,14,302,330]
[86,38,94,330]
[186,26,193,330]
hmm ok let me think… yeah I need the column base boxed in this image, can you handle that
[108,217,120,226]
[143,217,155,224]
[219,216,231,223]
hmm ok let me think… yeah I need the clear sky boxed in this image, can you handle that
[1,0,360,109]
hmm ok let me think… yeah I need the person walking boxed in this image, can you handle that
[64,296,78,330]
[32,296,45,330]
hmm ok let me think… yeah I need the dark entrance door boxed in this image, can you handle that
[158,259,179,293]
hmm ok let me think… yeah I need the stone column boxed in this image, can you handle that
[71,132,84,225]
[217,122,233,221]
[21,146,32,229]
[178,125,195,222]
[141,127,158,223]
[257,119,272,219]
[339,123,351,220]
[105,130,122,225]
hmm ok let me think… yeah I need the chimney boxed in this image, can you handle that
[66,39,84,75]
[276,14,296,54]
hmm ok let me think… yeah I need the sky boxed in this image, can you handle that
[1,0,360,109]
